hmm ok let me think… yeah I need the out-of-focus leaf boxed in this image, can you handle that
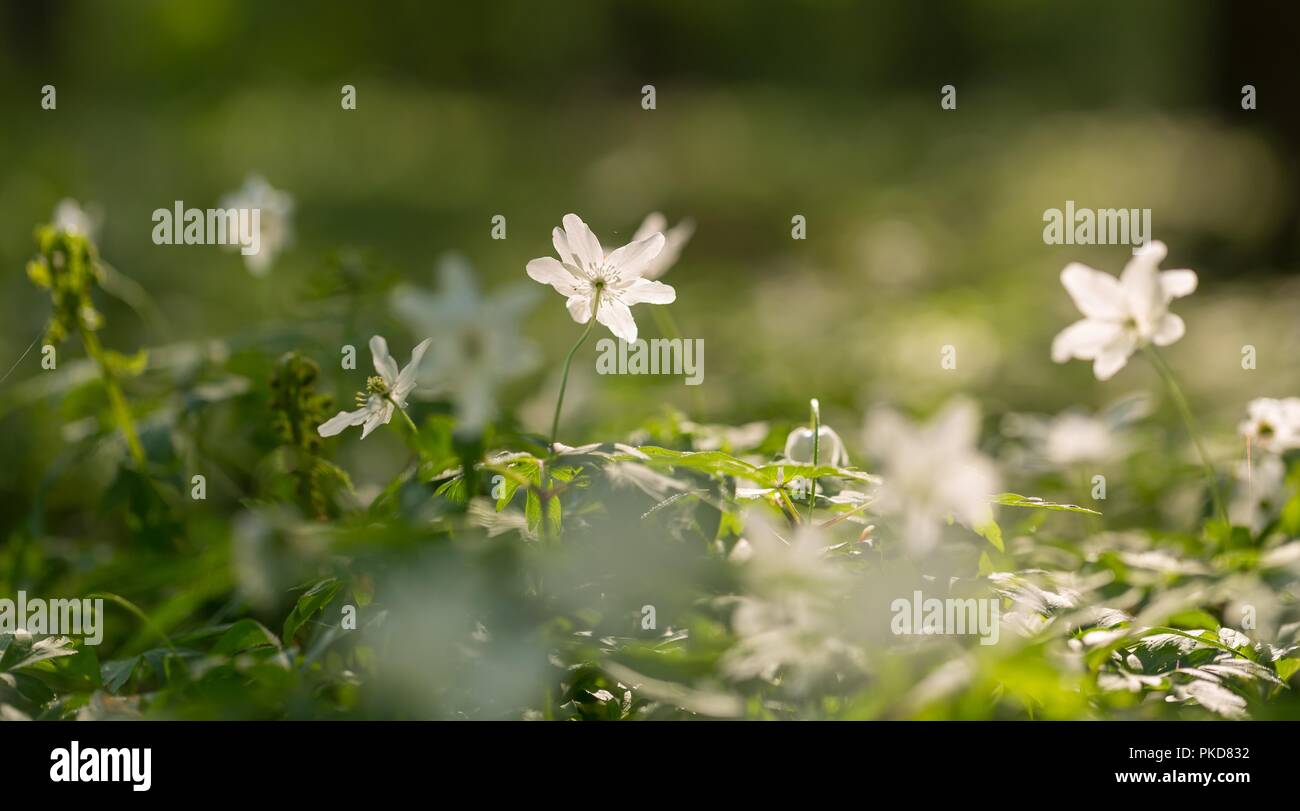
[992,493,1100,515]
[214,619,282,656]
[282,578,341,645]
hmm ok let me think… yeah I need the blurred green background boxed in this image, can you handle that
[2,0,1298,526]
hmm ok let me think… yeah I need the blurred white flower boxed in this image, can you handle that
[1238,397,1300,453]
[1051,241,1197,380]
[52,198,101,238]
[392,254,540,435]
[220,175,294,276]
[318,335,431,439]
[525,213,676,342]
[723,516,864,692]
[680,420,769,454]
[1044,413,1117,467]
[1230,453,1285,534]
[631,212,694,280]
[1004,399,1148,470]
[783,425,849,467]
[865,398,1000,555]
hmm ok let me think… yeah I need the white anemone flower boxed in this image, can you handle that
[318,336,431,439]
[392,254,539,435]
[1238,397,1300,453]
[220,175,294,276]
[525,213,676,343]
[865,398,1001,555]
[1043,412,1119,467]
[1051,241,1197,380]
[631,212,695,280]
[783,425,850,468]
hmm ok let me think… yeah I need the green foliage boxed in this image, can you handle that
[26,226,104,346]
[268,353,346,518]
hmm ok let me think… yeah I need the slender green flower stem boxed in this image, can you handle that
[548,293,601,455]
[81,330,145,465]
[1144,346,1227,524]
[396,405,419,437]
[806,399,821,524]
[392,404,427,474]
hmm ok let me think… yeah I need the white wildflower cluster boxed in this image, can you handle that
[317,212,689,442]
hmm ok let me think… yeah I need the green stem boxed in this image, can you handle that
[81,331,144,465]
[396,405,419,436]
[806,398,820,524]
[1144,346,1227,524]
[548,294,600,455]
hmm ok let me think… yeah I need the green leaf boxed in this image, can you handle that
[992,493,1100,515]
[1165,609,1220,632]
[282,578,342,645]
[214,619,282,656]
[547,492,563,536]
[1277,658,1300,683]
[977,520,1004,552]
[525,489,543,535]
[102,348,149,379]
[101,657,140,694]
[33,646,102,693]
[1,636,79,671]
[635,446,879,488]
[636,447,760,479]
[495,475,521,510]
[432,475,468,504]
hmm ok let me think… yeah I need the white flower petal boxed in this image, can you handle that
[596,299,638,342]
[318,407,369,437]
[526,257,582,296]
[1150,313,1185,347]
[1051,319,1123,362]
[1060,263,1127,320]
[633,212,668,243]
[552,227,579,268]
[370,335,400,384]
[929,398,981,451]
[562,214,603,272]
[783,425,849,466]
[621,277,676,305]
[1092,331,1138,380]
[566,295,594,324]
[1131,239,1168,266]
[1160,269,1198,299]
[864,407,908,460]
[643,218,695,280]
[436,254,478,302]
[394,337,433,399]
[1120,246,1166,331]
[604,232,665,279]
[360,401,393,439]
